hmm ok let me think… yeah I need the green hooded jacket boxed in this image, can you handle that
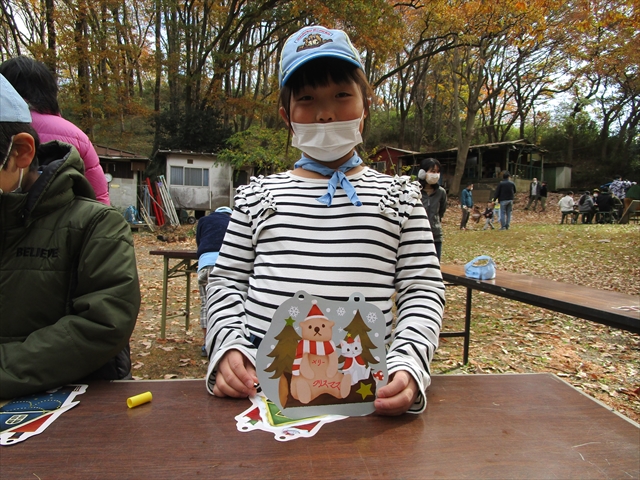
[0,141,140,399]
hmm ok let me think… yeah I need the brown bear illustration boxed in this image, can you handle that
[289,301,351,404]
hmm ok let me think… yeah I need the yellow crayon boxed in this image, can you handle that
[127,391,152,408]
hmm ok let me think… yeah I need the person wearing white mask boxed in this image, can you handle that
[417,158,447,260]
[0,74,140,399]
[204,26,444,416]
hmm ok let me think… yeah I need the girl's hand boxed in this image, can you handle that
[213,349,258,398]
[374,370,419,416]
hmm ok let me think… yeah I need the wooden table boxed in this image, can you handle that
[149,250,199,339]
[1,374,638,479]
[441,264,640,363]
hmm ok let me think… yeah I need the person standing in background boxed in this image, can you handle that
[539,181,548,212]
[609,175,633,201]
[494,172,516,230]
[460,182,474,230]
[0,56,109,205]
[524,177,541,211]
[418,157,447,260]
[482,201,495,230]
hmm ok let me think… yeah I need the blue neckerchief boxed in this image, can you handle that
[294,154,363,207]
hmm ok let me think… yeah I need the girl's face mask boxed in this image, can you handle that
[426,172,440,185]
[290,111,364,163]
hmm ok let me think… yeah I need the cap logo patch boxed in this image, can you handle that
[297,34,332,52]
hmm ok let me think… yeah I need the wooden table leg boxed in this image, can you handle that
[185,262,191,331]
[161,256,169,339]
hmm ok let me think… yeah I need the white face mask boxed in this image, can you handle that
[290,112,364,162]
[426,172,440,185]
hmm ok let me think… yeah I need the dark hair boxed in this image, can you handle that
[420,157,441,173]
[503,172,511,179]
[0,56,60,115]
[0,122,40,171]
[279,57,373,124]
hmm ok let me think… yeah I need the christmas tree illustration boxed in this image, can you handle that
[264,317,301,379]
[339,310,379,366]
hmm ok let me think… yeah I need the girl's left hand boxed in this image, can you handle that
[374,370,419,416]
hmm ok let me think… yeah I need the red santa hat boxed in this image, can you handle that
[305,300,326,320]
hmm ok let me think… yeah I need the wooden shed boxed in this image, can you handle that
[96,145,149,211]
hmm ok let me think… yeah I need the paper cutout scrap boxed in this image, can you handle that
[235,391,346,441]
[0,385,87,446]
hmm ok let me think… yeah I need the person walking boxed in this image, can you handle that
[482,201,495,230]
[460,182,474,230]
[494,172,517,230]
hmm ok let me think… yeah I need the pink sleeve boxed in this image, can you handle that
[78,140,110,205]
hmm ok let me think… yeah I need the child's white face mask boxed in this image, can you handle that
[290,112,364,162]
[426,173,440,185]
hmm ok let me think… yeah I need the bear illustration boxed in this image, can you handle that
[290,301,351,404]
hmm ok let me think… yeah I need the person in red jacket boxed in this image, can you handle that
[0,56,110,205]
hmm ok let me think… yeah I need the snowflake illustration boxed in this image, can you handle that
[366,312,378,324]
[289,306,300,318]
[336,307,345,316]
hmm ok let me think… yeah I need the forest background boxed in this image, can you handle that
[1,0,638,195]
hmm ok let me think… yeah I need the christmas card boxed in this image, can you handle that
[256,291,388,419]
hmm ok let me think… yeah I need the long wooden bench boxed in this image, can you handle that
[440,264,640,364]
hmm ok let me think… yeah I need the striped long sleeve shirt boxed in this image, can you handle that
[205,167,445,412]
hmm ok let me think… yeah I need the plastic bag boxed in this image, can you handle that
[464,255,496,280]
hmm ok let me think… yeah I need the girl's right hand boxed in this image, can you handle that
[213,349,258,398]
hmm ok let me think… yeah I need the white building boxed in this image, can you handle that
[156,150,240,217]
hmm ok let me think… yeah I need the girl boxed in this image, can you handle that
[205,26,444,416]
[418,158,447,260]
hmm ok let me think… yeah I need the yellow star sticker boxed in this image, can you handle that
[355,382,373,400]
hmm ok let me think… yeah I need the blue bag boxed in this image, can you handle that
[464,255,496,280]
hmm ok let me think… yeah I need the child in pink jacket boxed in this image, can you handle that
[0,56,109,205]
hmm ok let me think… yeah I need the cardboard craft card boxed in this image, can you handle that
[0,384,87,446]
[256,291,388,419]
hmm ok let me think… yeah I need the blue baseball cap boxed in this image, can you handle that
[215,206,232,214]
[279,26,364,88]
[0,74,31,123]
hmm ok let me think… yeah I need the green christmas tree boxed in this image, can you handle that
[339,310,379,366]
[264,317,301,379]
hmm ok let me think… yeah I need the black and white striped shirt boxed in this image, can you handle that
[205,167,445,412]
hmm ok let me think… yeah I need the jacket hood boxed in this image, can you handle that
[5,141,96,226]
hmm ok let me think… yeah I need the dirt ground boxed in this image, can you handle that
[129,191,640,423]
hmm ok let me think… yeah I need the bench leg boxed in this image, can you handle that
[463,287,472,365]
